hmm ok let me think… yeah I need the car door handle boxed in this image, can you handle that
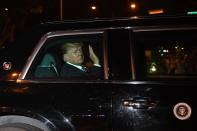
[122,97,158,109]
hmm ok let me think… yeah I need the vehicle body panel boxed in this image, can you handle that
[0,15,196,131]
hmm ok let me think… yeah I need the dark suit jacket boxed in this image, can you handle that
[60,62,101,79]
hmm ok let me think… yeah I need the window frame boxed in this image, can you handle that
[132,26,197,80]
[19,29,108,82]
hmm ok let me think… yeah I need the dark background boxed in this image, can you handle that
[1,0,197,46]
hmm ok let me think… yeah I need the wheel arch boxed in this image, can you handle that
[0,106,58,131]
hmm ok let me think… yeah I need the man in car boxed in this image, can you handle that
[60,42,101,78]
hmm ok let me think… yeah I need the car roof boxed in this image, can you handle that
[39,15,197,32]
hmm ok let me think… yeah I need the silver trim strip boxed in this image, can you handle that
[129,30,136,80]
[133,26,197,32]
[103,31,109,79]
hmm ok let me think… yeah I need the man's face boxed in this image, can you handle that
[63,44,84,65]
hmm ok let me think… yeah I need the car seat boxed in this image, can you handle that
[34,53,59,77]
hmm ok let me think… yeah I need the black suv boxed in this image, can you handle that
[0,15,196,131]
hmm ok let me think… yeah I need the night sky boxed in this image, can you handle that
[1,0,197,35]
[1,0,197,20]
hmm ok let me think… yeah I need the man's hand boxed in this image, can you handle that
[89,45,100,65]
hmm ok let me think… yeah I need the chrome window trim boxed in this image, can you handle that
[132,26,197,32]
[19,30,105,80]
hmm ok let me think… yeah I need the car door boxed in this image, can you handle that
[112,27,197,131]
[18,30,112,131]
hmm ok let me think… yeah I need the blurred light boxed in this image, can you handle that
[9,72,19,81]
[130,16,139,19]
[5,8,8,11]
[16,79,22,83]
[187,11,197,15]
[149,62,157,73]
[8,72,20,81]
[150,66,157,72]
[130,3,136,9]
[91,5,96,10]
[123,101,130,106]
[11,86,29,93]
[12,73,18,77]
[163,50,168,53]
[149,9,164,15]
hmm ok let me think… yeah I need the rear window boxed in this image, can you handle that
[133,29,197,79]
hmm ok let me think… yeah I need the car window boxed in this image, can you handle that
[133,29,197,79]
[26,33,104,80]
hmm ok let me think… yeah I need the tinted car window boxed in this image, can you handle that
[133,29,197,79]
[26,33,104,80]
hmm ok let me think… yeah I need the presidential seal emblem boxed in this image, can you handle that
[2,62,12,70]
[173,102,192,120]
